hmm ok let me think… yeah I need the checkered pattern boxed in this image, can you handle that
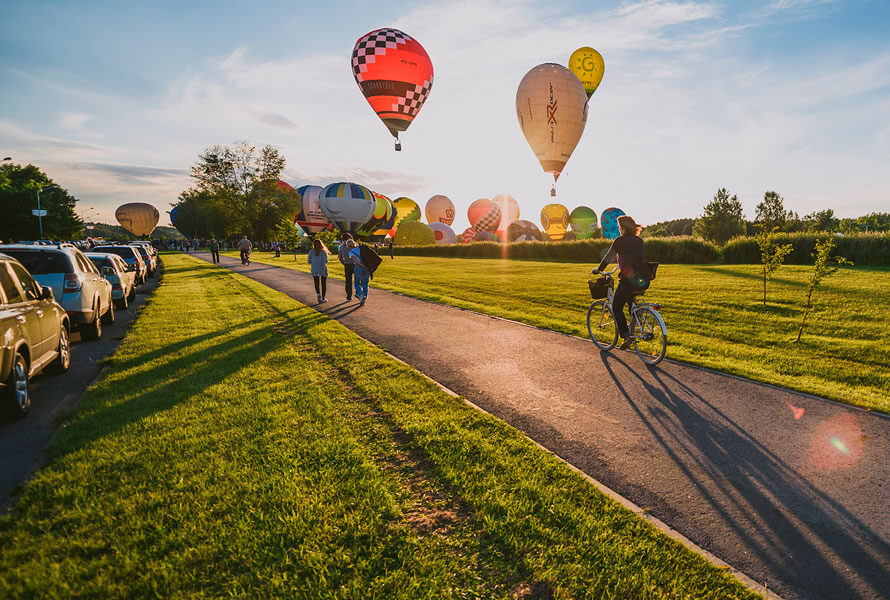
[392,80,433,117]
[473,206,502,233]
[352,28,412,81]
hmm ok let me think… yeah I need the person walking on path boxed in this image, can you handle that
[347,240,370,306]
[591,215,650,349]
[209,238,220,264]
[308,238,330,303]
[338,233,356,300]
[238,235,252,265]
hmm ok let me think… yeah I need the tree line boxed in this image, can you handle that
[0,163,82,241]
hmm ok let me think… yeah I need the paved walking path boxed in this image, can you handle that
[202,253,890,600]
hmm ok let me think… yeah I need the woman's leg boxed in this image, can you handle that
[321,276,327,298]
[313,275,321,295]
[612,281,631,338]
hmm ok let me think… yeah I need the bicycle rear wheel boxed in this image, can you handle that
[631,306,667,365]
[587,300,618,350]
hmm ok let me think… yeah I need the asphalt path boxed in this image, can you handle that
[0,274,160,511]
[201,252,889,600]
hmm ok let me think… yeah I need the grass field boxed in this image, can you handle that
[233,251,890,413]
[0,253,760,599]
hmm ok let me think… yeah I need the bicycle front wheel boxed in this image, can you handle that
[587,300,618,350]
[632,306,667,365]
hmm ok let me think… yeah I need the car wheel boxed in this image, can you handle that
[101,299,115,325]
[4,352,30,418]
[115,294,128,310]
[127,287,136,303]
[48,326,71,374]
[81,303,102,341]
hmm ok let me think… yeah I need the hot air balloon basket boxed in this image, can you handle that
[588,277,612,299]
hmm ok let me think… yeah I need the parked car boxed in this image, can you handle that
[86,252,136,309]
[128,243,157,277]
[0,244,113,341]
[0,253,71,418]
[91,245,147,285]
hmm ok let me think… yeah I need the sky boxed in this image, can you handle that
[2,0,889,231]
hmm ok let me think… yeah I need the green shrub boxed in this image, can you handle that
[722,232,890,265]
[391,236,719,264]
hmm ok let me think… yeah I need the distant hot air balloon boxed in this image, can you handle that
[295,185,330,233]
[468,198,501,233]
[115,203,159,237]
[425,195,455,226]
[507,220,544,242]
[357,192,396,241]
[472,230,498,243]
[569,206,598,240]
[492,194,520,236]
[390,197,421,237]
[351,28,434,151]
[460,227,476,243]
[516,63,588,195]
[429,222,456,244]
[320,183,376,234]
[541,203,570,241]
[600,207,626,240]
[169,206,180,230]
[568,47,605,99]
[393,221,436,246]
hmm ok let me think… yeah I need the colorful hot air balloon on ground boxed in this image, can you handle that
[393,221,436,246]
[319,182,376,234]
[390,196,421,237]
[473,230,498,243]
[541,203,570,241]
[570,206,598,240]
[493,194,520,237]
[516,64,588,195]
[600,207,626,240]
[351,28,434,151]
[468,198,501,233]
[568,47,605,99]
[295,185,330,233]
[357,192,396,241]
[115,203,159,236]
[507,220,544,242]
[429,222,456,244]
[460,227,476,243]
[425,195,455,226]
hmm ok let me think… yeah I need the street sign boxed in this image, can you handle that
[32,209,47,216]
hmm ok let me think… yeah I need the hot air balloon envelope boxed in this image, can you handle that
[393,221,436,246]
[468,199,501,233]
[320,182,376,234]
[115,203,159,237]
[568,47,605,98]
[516,63,588,182]
[507,220,544,242]
[493,194,520,236]
[541,204,570,241]
[357,192,396,240]
[352,28,434,143]
[390,197,421,237]
[600,207,626,240]
[295,185,330,233]
[429,222,456,245]
[570,206,598,240]
[425,195,455,226]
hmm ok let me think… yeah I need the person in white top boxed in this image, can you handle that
[308,238,330,303]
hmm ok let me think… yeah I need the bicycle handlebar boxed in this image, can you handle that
[592,266,619,276]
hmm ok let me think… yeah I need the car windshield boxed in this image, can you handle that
[94,247,136,260]
[0,249,74,274]
[88,256,115,271]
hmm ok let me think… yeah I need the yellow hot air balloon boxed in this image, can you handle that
[115,203,160,236]
[516,63,588,192]
[541,203,570,241]
[568,47,605,98]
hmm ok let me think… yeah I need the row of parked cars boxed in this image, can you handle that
[0,241,160,418]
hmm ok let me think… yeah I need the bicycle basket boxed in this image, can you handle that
[588,276,612,299]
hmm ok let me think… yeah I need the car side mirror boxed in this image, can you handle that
[102,266,114,276]
[40,286,54,300]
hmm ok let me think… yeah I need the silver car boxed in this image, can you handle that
[86,253,136,309]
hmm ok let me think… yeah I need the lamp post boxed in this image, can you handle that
[36,184,58,239]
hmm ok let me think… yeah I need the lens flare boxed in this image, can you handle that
[786,402,805,420]
[808,414,864,472]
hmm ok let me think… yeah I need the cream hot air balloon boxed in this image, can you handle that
[115,203,159,236]
[492,194,520,237]
[516,63,588,195]
[425,194,455,226]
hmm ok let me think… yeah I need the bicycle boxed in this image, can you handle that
[240,249,251,266]
[586,267,667,365]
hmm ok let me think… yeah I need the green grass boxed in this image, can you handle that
[235,251,890,412]
[0,253,761,599]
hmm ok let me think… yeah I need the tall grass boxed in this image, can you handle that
[723,232,890,265]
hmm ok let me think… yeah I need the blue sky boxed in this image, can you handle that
[2,0,888,230]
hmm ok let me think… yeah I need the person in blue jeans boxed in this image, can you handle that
[347,241,369,306]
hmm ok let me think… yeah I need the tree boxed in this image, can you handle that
[755,225,792,306]
[274,218,305,260]
[642,218,695,238]
[187,142,295,241]
[755,191,796,231]
[0,163,82,241]
[693,188,745,245]
[802,209,839,232]
[796,238,852,342]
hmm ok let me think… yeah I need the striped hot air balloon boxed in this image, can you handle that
[319,182,376,234]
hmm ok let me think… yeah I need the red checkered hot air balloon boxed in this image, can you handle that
[352,28,434,151]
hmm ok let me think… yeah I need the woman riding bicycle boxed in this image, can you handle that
[592,215,649,349]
